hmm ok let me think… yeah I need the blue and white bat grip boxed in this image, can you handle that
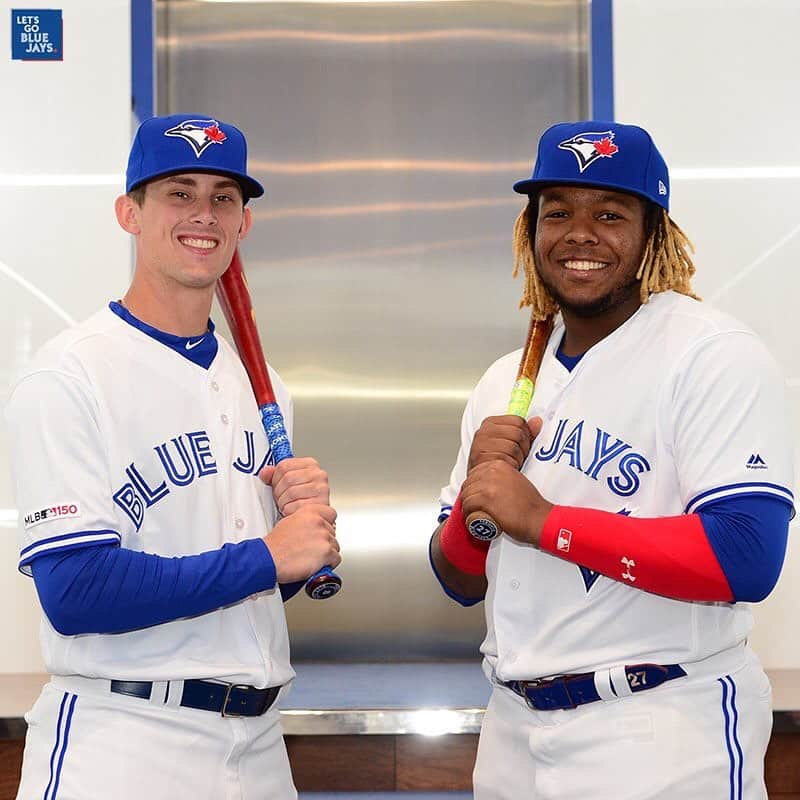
[260,403,342,600]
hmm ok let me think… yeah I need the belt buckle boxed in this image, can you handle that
[221,683,251,718]
[522,676,578,711]
[519,678,550,711]
[520,680,541,711]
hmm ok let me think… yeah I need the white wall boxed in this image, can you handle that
[614,0,799,667]
[0,0,132,672]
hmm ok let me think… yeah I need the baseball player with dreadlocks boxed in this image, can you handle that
[430,121,794,799]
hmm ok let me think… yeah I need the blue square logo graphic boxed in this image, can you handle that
[11,9,63,61]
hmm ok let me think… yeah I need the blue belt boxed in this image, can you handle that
[109,679,281,717]
[502,663,687,711]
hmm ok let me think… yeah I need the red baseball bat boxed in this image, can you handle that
[216,249,342,600]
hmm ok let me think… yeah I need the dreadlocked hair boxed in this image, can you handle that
[512,197,699,318]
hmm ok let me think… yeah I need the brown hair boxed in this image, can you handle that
[127,186,147,207]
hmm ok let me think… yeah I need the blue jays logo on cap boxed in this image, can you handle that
[125,113,264,200]
[558,130,619,173]
[164,119,228,158]
[512,120,671,211]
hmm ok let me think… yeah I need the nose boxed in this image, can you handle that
[190,197,217,225]
[564,213,598,245]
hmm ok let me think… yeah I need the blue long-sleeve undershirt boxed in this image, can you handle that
[700,494,790,602]
[433,494,791,606]
[30,538,303,636]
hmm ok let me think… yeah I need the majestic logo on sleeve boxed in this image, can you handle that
[164,119,228,158]
[558,131,619,173]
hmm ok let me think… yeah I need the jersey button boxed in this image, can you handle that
[221,413,229,425]
[235,517,245,529]
[510,579,520,590]
[211,381,219,392]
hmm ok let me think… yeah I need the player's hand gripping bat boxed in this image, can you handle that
[466,313,554,541]
[216,249,342,600]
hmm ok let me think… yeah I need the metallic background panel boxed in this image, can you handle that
[157,0,588,659]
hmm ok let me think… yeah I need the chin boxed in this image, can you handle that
[545,277,640,319]
[179,272,222,290]
[559,297,617,318]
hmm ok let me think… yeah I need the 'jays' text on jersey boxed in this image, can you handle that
[440,291,794,681]
[6,305,294,687]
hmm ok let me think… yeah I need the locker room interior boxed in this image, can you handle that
[0,0,798,796]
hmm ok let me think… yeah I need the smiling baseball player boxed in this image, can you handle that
[6,114,340,799]
[430,121,794,799]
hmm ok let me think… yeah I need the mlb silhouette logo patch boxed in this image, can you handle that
[11,9,63,61]
[557,528,572,552]
[165,119,228,158]
[558,130,619,173]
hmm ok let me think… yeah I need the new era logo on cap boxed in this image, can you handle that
[165,119,228,158]
[558,131,620,173]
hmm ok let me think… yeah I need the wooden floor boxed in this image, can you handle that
[1,731,799,797]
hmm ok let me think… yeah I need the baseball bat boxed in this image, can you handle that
[466,313,555,541]
[216,249,342,600]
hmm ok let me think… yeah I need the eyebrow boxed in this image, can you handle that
[540,189,641,208]
[163,176,242,192]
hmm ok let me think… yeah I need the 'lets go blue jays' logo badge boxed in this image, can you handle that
[165,119,227,158]
[558,130,619,173]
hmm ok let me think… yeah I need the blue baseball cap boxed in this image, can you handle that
[125,113,264,201]
[513,121,670,211]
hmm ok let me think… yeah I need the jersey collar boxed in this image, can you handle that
[109,301,219,369]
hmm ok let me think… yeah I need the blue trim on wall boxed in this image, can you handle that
[131,0,155,121]
[590,0,614,120]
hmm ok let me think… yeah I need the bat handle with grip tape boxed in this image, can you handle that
[260,403,342,600]
[466,315,554,542]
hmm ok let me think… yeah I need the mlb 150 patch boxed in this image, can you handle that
[11,9,62,61]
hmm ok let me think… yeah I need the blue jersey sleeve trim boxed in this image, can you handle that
[19,529,121,576]
[699,494,790,603]
[438,506,452,524]
[686,482,794,515]
[30,538,278,635]
[428,532,484,607]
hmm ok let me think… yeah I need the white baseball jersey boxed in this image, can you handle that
[440,291,794,681]
[6,305,295,688]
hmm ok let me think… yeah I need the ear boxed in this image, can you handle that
[237,206,253,242]
[115,194,142,235]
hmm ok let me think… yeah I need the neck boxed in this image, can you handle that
[559,296,642,356]
[122,273,214,338]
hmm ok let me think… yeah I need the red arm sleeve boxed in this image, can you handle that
[539,506,734,602]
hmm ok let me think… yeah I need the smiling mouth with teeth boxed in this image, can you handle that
[563,260,608,272]
[179,237,217,250]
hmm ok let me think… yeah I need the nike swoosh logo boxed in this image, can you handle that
[185,337,205,350]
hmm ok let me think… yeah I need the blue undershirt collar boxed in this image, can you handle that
[555,333,585,372]
[109,301,219,369]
